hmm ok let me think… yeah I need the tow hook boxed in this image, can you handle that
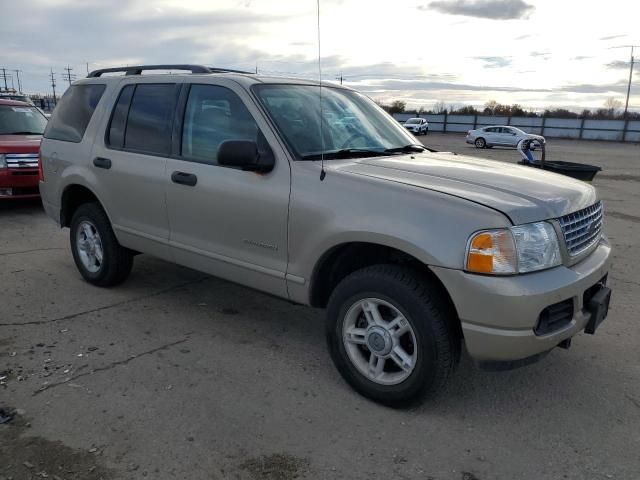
[557,338,572,350]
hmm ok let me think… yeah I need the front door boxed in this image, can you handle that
[165,82,291,298]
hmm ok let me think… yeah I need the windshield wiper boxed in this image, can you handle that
[301,148,389,160]
[384,144,426,153]
[4,131,43,135]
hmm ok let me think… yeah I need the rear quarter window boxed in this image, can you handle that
[44,84,106,143]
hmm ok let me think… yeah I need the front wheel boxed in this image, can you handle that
[326,265,460,407]
[475,137,486,148]
[70,203,133,287]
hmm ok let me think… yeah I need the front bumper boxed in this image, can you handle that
[432,238,611,362]
[0,169,40,198]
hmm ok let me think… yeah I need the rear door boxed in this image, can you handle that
[164,80,291,298]
[90,81,178,257]
[501,127,519,146]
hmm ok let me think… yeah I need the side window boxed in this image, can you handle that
[106,85,134,149]
[124,84,177,155]
[181,85,262,165]
[44,84,106,143]
[485,127,495,133]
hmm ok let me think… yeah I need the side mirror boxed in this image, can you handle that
[218,140,274,173]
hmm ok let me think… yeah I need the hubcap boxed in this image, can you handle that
[76,220,104,273]
[342,298,418,386]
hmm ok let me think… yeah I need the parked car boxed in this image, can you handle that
[39,65,611,406]
[466,126,544,149]
[403,117,429,135]
[0,99,47,199]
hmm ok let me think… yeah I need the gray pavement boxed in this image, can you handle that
[1,134,639,479]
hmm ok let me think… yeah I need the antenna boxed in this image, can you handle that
[316,0,326,181]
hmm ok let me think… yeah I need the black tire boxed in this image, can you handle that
[424,127,428,136]
[70,203,133,287]
[326,265,460,407]
[474,137,486,148]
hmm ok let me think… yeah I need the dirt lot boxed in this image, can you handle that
[1,134,639,480]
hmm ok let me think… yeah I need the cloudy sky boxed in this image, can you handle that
[1,0,638,111]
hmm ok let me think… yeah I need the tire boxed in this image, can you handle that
[425,127,428,136]
[70,203,133,287]
[474,137,486,148]
[326,265,460,407]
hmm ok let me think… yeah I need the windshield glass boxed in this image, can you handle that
[405,119,421,124]
[253,84,418,159]
[0,105,48,135]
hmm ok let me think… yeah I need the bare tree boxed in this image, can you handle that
[603,97,622,117]
[433,100,447,114]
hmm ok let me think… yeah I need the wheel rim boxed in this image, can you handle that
[342,298,418,386]
[475,139,484,147]
[76,220,104,273]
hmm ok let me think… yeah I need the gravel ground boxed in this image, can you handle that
[1,134,639,480]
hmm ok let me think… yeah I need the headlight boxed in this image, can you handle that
[466,221,561,275]
[0,154,6,169]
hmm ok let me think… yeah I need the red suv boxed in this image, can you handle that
[0,99,48,198]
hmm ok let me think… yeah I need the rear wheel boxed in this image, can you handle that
[475,137,486,148]
[70,203,133,287]
[326,265,460,407]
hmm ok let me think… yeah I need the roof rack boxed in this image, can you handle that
[87,64,253,78]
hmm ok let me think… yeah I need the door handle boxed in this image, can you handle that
[171,171,197,186]
[93,157,112,169]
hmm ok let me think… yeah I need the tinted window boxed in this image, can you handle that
[124,84,176,155]
[106,85,134,149]
[44,84,105,142]
[181,85,262,165]
[0,106,48,135]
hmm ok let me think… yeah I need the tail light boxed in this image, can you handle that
[467,130,472,135]
[38,148,44,182]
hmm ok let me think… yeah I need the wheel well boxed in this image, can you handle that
[60,185,100,227]
[310,242,459,324]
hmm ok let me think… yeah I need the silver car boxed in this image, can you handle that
[38,65,611,406]
[466,125,545,149]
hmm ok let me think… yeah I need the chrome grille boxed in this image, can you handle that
[558,201,603,257]
[5,153,39,168]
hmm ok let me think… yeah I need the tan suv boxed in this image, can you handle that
[39,65,612,406]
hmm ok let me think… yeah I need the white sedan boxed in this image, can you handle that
[465,126,544,149]
[403,118,429,135]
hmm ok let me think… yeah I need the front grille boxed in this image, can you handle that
[5,153,39,168]
[535,299,574,336]
[558,201,603,257]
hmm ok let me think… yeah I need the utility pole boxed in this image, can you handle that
[63,66,73,86]
[336,72,343,85]
[50,69,57,102]
[612,45,639,118]
[13,69,22,92]
[623,46,637,118]
[0,68,7,92]
[86,62,90,74]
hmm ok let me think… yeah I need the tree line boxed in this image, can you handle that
[377,98,640,120]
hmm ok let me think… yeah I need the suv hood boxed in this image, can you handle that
[0,134,42,152]
[337,152,597,225]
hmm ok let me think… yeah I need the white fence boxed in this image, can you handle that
[393,113,640,142]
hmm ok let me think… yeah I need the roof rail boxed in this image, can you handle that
[87,64,253,78]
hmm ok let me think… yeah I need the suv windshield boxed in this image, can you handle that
[0,105,48,135]
[405,119,421,124]
[254,84,420,159]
